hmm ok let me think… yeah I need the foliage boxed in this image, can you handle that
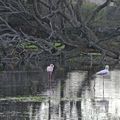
[82,1,97,9]
[93,9,106,23]
[81,2,97,20]
[21,42,39,51]
[53,42,65,51]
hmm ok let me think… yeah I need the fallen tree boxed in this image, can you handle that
[0,0,120,70]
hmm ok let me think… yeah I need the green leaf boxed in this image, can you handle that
[53,42,65,50]
[20,42,39,51]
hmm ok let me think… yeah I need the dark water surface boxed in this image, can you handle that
[0,68,120,120]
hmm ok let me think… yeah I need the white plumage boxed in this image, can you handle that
[96,65,109,76]
[47,64,54,72]
[96,65,110,99]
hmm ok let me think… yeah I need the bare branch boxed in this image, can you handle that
[74,0,83,23]
[86,0,111,24]
[0,17,18,34]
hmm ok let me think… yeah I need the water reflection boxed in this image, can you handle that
[38,69,120,120]
[82,70,120,120]
[1,69,120,120]
[31,71,86,120]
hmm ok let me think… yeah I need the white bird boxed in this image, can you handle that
[96,65,109,76]
[96,65,110,99]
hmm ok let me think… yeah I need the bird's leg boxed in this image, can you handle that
[94,79,95,99]
[103,76,104,100]
[47,72,51,96]
[50,72,52,81]
[48,72,51,90]
[48,72,50,80]
[50,72,52,91]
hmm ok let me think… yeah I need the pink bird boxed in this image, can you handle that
[96,65,109,76]
[47,64,54,89]
[47,64,54,73]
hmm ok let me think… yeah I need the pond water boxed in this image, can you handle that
[0,68,120,120]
